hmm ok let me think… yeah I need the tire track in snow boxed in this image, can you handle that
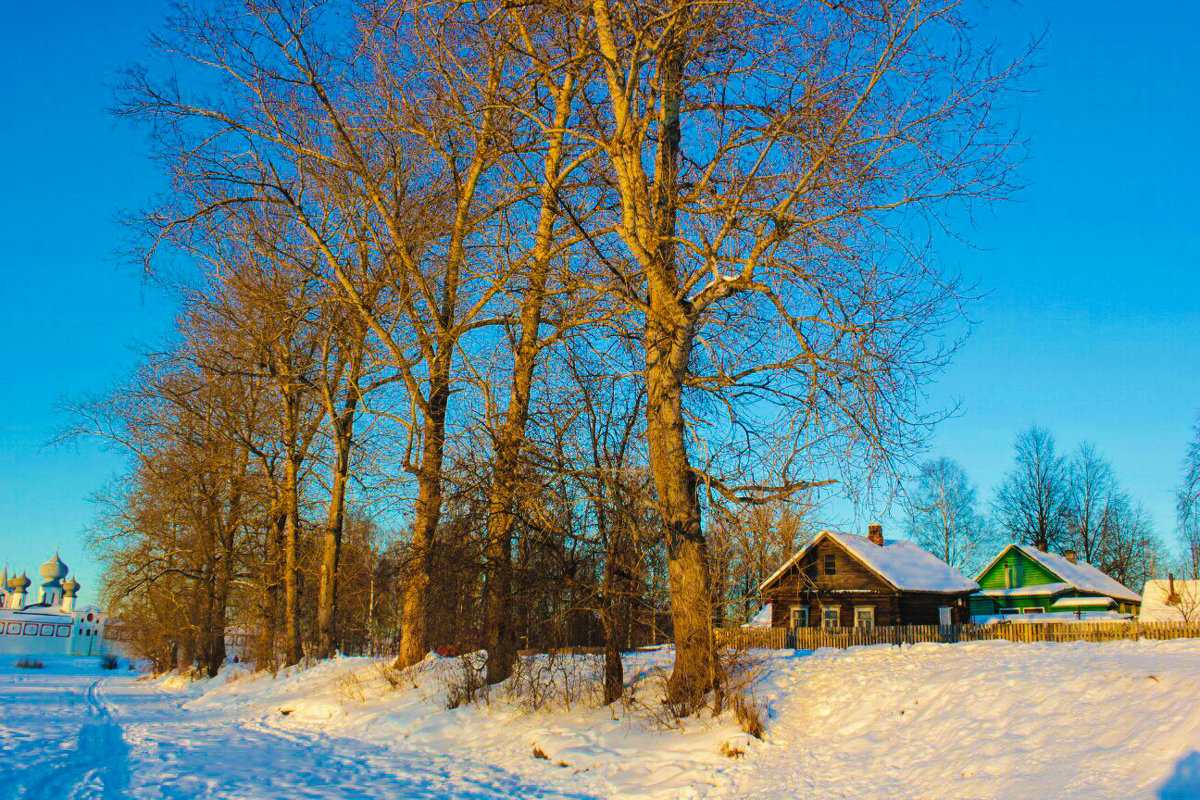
[17,678,130,800]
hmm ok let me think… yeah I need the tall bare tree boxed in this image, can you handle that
[1063,442,1119,565]
[578,0,1024,710]
[903,457,987,571]
[1177,413,1200,578]
[994,426,1068,553]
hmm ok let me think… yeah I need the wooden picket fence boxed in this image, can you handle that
[717,621,1200,651]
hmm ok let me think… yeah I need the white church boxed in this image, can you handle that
[0,554,118,657]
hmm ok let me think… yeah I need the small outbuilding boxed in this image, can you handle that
[968,544,1141,619]
[758,526,979,628]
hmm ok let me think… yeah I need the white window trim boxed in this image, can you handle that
[853,606,875,629]
[822,606,840,629]
[789,605,809,628]
[1021,607,1045,614]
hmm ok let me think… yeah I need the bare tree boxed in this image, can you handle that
[1100,496,1158,590]
[579,0,1024,710]
[70,344,265,676]
[1177,412,1200,579]
[121,0,521,669]
[994,426,1068,553]
[902,457,987,571]
[1063,442,1120,565]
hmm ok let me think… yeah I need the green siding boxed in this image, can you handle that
[969,596,996,615]
[977,548,1062,591]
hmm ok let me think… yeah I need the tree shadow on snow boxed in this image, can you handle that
[1160,751,1200,800]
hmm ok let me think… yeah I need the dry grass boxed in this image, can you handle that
[336,670,367,704]
[371,659,404,691]
[503,652,604,713]
[15,658,43,670]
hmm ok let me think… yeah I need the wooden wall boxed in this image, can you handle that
[765,536,971,626]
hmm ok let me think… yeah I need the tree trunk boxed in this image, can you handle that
[481,65,576,686]
[258,507,286,670]
[600,504,636,705]
[283,450,303,665]
[317,381,359,659]
[395,362,451,669]
[645,320,719,712]
[647,8,720,714]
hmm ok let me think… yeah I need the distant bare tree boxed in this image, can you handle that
[1168,580,1200,623]
[994,427,1068,553]
[710,498,815,624]
[1177,413,1200,579]
[1064,442,1120,565]
[902,457,987,571]
[1101,496,1158,590]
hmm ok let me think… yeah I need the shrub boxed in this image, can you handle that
[15,658,44,669]
[720,644,768,739]
[444,653,487,709]
[503,651,604,713]
[100,654,120,671]
[731,692,765,739]
[336,670,367,704]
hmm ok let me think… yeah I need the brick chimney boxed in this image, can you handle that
[1168,572,1180,605]
[1064,549,1077,564]
[867,523,884,547]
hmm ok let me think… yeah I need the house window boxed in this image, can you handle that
[999,607,1020,616]
[854,606,875,629]
[822,606,840,629]
[789,606,809,628]
[1021,607,1045,614]
[824,554,837,575]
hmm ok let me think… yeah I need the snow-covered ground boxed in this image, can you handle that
[3,641,1200,799]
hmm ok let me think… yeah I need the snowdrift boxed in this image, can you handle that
[164,640,1200,799]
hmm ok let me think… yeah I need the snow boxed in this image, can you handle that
[6,641,1200,798]
[1051,596,1115,608]
[972,611,1131,624]
[760,530,979,594]
[744,604,773,627]
[979,581,1074,597]
[1140,579,1200,622]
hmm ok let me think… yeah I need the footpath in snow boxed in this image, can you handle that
[3,641,1200,799]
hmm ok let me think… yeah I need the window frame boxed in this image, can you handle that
[821,606,840,629]
[823,553,837,575]
[789,605,809,628]
[853,606,875,629]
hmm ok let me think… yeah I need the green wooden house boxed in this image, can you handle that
[969,544,1141,619]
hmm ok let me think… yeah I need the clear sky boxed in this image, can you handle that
[1,2,1198,602]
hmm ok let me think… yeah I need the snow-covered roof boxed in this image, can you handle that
[975,545,1142,604]
[1138,579,1200,622]
[972,610,1132,625]
[980,582,1073,598]
[759,529,979,595]
[741,604,773,628]
[1051,596,1115,608]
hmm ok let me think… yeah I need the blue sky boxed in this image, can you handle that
[1,2,1198,602]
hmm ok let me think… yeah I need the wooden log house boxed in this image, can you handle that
[758,526,979,629]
